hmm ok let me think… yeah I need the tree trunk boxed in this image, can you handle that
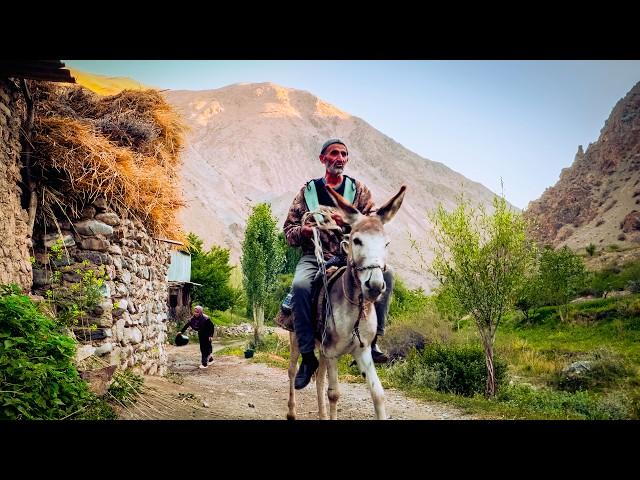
[253,302,264,346]
[482,337,497,398]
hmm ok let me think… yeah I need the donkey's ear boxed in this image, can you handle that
[326,185,360,225]
[376,185,406,225]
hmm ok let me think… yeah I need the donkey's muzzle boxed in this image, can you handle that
[365,280,386,301]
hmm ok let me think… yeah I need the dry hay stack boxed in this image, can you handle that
[31,82,186,240]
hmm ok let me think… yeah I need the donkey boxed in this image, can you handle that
[287,185,406,420]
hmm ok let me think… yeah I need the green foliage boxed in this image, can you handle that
[497,383,632,420]
[429,193,535,396]
[583,260,640,296]
[383,304,453,359]
[0,284,96,419]
[241,203,285,310]
[388,343,508,397]
[555,348,635,393]
[432,283,467,330]
[49,237,65,261]
[538,246,587,321]
[248,331,290,356]
[77,397,118,420]
[259,273,293,326]
[430,194,535,335]
[108,369,144,406]
[278,232,302,275]
[241,204,285,345]
[586,243,597,257]
[44,258,107,328]
[514,273,543,324]
[388,277,430,320]
[187,232,236,312]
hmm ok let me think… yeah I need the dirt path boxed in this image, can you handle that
[119,338,477,420]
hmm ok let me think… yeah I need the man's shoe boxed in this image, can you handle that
[208,355,214,363]
[294,355,319,390]
[371,348,389,364]
[199,364,208,369]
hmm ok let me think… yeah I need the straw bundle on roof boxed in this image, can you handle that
[31,82,186,240]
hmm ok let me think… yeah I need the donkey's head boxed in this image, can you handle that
[327,185,406,302]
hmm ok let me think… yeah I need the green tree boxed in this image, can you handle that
[432,282,467,330]
[278,232,302,275]
[241,204,285,344]
[514,276,540,324]
[187,232,235,312]
[430,194,536,397]
[538,245,587,322]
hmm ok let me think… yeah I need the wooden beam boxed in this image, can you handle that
[0,70,75,83]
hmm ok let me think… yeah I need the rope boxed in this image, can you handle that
[302,209,335,357]
[304,208,367,353]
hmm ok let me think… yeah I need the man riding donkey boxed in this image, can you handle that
[282,138,393,390]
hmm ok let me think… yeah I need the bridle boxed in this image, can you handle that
[341,245,387,348]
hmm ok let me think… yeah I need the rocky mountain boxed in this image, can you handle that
[162,83,504,291]
[524,81,640,251]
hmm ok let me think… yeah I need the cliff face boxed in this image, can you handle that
[524,81,640,250]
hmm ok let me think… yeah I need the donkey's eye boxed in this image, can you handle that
[353,237,363,246]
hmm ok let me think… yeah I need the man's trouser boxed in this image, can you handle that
[199,334,212,366]
[291,254,393,354]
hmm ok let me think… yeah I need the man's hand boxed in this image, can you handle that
[331,213,345,227]
[301,226,314,239]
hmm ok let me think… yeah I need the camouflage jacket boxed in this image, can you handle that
[283,177,375,259]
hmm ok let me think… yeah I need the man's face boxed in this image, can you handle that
[320,144,349,175]
[194,309,202,317]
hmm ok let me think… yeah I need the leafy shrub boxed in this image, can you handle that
[44,260,108,328]
[388,343,508,396]
[0,284,95,419]
[555,348,635,393]
[248,331,289,356]
[382,305,452,360]
[388,278,430,321]
[626,280,640,294]
[582,260,640,296]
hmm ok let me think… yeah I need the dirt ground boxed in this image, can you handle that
[118,336,477,420]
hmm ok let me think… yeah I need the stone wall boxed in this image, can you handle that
[32,198,172,376]
[0,79,32,290]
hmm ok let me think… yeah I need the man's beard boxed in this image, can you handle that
[326,164,344,175]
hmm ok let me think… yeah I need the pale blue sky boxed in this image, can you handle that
[64,60,640,209]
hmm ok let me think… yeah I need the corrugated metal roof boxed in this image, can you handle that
[167,250,192,282]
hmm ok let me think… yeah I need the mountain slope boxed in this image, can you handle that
[163,83,505,290]
[524,81,640,251]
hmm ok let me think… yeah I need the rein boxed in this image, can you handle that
[304,209,384,351]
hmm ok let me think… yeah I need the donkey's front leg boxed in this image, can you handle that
[287,332,300,420]
[316,354,328,419]
[325,357,340,420]
[353,348,387,419]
